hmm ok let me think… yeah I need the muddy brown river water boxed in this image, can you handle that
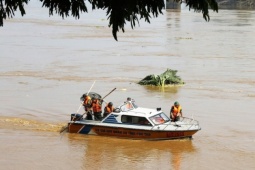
[0,2,255,170]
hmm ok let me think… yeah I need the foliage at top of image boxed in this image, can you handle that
[0,0,218,41]
[138,69,185,86]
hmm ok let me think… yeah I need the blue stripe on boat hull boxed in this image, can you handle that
[79,125,93,134]
[103,114,118,123]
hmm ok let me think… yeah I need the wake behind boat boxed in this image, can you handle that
[67,99,201,140]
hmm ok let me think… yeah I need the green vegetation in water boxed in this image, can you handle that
[138,69,185,87]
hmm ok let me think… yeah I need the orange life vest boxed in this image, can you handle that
[105,105,114,114]
[83,96,91,105]
[92,99,102,113]
[83,96,92,111]
[172,105,182,117]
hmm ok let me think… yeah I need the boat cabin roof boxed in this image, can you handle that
[116,101,162,117]
[117,107,160,117]
[111,101,170,125]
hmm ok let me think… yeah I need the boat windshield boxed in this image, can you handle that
[149,112,170,125]
[119,101,138,111]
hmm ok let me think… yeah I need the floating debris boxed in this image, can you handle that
[138,69,185,87]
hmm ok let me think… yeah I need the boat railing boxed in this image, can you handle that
[180,117,199,125]
[157,117,199,131]
[117,101,137,112]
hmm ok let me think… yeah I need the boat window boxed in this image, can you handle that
[149,112,170,125]
[121,115,152,126]
[160,112,170,121]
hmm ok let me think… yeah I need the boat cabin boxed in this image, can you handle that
[102,101,171,126]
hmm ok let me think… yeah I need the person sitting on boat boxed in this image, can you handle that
[103,102,115,118]
[170,101,183,122]
[92,97,103,121]
[120,97,138,111]
[125,97,132,109]
[82,94,93,120]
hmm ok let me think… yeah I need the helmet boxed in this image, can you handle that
[80,93,88,101]
[127,97,131,101]
[174,101,179,106]
[108,102,113,106]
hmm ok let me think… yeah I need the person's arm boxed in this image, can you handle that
[88,99,93,107]
[82,99,86,106]
[170,106,174,118]
[104,107,108,113]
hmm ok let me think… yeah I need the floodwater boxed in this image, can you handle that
[1,2,255,170]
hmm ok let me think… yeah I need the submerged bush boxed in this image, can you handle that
[138,69,185,86]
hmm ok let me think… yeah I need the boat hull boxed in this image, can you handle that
[68,123,199,140]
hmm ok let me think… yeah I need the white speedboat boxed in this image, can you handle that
[67,100,201,140]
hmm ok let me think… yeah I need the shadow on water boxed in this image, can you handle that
[66,134,197,170]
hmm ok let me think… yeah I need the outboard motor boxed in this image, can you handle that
[70,113,83,121]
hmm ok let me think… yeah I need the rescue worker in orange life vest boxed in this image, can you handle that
[103,102,115,118]
[170,101,183,122]
[92,97,103,121]
[82,94,93,120]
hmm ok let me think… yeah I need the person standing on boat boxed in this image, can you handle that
[82,94,93,120]
[170,101,183,122]
[103,102,115,118]
[92,97,103,121]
